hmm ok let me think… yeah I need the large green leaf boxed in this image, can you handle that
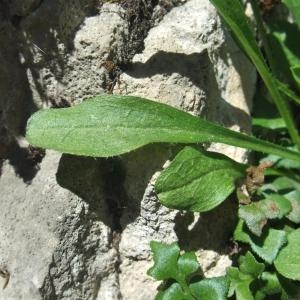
[155,146,246,212]
[189,276,229,300]
[26,95,300,161]
[274,228,300,280]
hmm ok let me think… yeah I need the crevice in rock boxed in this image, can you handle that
[102,158,128,233]
[174,197,239,253]
[102,158,128,299]
[118,0,159,64]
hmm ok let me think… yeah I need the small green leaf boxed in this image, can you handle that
[262,195,292,219]
[239,195,292,236]
[262,177,300,193]
[26,95,300,162]
[155,283,184,300]
[234,221,287,264]
[285,191,300,223]
[189,276,229,300]
[227,267,254,300]
[239,252,265,278]
[260,272,282,296]
[155,147,246,212]
[274,228,300,280]
[148,241,180,281]
[178,252,200,280]
[252,118,286,130]
[238,204,268,237]
[261,147,300,169]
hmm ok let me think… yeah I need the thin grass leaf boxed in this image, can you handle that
[209,0,300,148]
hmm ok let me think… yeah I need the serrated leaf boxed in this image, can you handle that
[189,276,229,300]
[239,195,292,236]
[262,195,292,219]
[274,229,300,280]
[178,252,200,280]
[155,147,246,212]
[239,252,265,278]
[26,95,300,162]
[155,283,184,300]
[239,204,267,237]
[285,191,300,223]
[234,221,287,264]
[148,241,180,281]
[227,267,254,300]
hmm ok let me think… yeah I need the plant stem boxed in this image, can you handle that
[210,123,300,163]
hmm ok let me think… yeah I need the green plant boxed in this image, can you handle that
[25,0,300,298]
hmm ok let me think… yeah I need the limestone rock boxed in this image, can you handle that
[0,0,256,299]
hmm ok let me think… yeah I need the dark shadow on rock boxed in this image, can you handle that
[0,3,39,181]
[174,197,239,254]
[56,143,177,231]
[6,140,45,184]
[56,154,114,227]
[119,143,178,227]
[126,50,251,132]
[127,51,210,88]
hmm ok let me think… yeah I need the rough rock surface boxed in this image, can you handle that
[0,0,256,299]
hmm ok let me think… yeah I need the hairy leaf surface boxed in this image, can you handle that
[155,146,246,212]
[274,229,300,280]
[26,95,300,161]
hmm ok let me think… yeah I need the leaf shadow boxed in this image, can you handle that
[126,50,252,133]
[174,198,239,254]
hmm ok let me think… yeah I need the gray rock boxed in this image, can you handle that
[0,0,256,299]
[0,151,119,299]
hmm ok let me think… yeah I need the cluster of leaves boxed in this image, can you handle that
[148,0,300,299]
[147,241,229,300]
[25,0,300,299]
